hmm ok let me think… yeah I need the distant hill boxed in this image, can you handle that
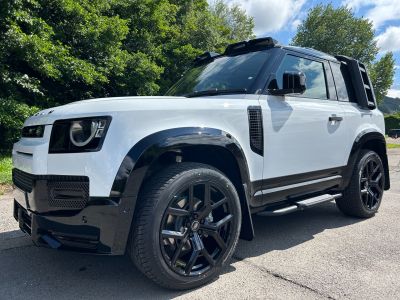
[379,96,400,114]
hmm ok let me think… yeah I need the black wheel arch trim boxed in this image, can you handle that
[111,127,255,242]
[344,129,390,190]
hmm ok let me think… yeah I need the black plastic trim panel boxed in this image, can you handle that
[248,106,264,156]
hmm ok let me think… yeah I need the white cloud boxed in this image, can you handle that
[291,19,302,31]
[343,0,400,29]
[376,26,400,52]
[387,89,400,98]
[224,0,306,35]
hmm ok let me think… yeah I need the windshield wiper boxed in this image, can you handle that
[184,88,248,98]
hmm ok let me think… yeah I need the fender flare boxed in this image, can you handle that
[111,127,255,248]
[343,129,390,190]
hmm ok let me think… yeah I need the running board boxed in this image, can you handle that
[257,193,342,217]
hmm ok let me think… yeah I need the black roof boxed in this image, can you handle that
[194,37,341,66]
[282,45,339,63]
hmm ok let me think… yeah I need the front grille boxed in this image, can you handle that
[12,169,34,192]
[48,181,89,209]
[12,168,89,210]
[248,106,264,155]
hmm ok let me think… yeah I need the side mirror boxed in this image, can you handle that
[270,71,306,95]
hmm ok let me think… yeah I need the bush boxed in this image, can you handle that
[0,98,39,151]
[384,113,400,133]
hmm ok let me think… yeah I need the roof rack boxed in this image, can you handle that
[224,37,279,55]
[193,52,220,66]
[335,55,376,109]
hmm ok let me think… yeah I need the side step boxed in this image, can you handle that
[257,193,342,217]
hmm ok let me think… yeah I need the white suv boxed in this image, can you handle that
[12,37,390,290]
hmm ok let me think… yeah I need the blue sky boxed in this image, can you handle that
[220,0,400,98]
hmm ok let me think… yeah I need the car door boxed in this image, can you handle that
[256,53,348,205]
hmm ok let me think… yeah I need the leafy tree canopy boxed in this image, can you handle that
[0,0,254,149]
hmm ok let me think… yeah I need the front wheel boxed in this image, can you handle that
[336,150,385,218]
[129,163,242,290]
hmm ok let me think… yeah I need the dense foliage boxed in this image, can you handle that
[0,0,254,149]
[292,4,395,104]
[385,113,400,134]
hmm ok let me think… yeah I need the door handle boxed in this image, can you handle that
[329,115,343,122]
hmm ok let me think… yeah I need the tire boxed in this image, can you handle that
[128,162,242,290]
[336,150,385,218]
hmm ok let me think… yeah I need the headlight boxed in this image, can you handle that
[69,119,106,147]
[49,116,111,153]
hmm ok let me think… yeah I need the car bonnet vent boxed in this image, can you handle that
[248,106,264,156]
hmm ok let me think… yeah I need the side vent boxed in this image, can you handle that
[248,106,264,156]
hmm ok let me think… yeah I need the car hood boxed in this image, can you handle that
[23,96,188,126]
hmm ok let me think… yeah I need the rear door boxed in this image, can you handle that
[257,53,348,204]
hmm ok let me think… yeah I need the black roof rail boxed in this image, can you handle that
[335,55,376,109]
[224,37,279,55]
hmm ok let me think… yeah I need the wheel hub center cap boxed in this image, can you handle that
[191,220,200,232]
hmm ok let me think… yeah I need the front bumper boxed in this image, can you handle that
[13,169,134,255]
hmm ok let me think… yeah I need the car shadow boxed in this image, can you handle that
[0,201,363,299]
[235,201,364,260]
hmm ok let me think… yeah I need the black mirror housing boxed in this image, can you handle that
[270,71,306,95]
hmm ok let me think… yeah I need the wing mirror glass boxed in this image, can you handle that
[270,71,306,95]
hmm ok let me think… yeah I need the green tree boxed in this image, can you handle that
[0,0,255,149]
[292,4,395,104]
[369,53,396,104]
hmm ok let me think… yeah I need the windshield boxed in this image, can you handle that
[166,51,271,97]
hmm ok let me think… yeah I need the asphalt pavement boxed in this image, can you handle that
[0,149,399,299]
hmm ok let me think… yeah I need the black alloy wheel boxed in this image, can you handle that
[359,155,384,211]
[129,163,241,290]
[336,150,385,218]
[160,182,234,276]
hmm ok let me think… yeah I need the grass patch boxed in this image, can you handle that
[387,143,400,149]
[0,155,13,195]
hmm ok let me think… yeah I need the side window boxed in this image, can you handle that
[330,62,355,102]
[276,55,328,100]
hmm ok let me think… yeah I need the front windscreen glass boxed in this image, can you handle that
[166,51,271,97]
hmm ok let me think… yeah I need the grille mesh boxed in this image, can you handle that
[248,107,264,155]
[12,169,34,192]
[48,181,89,209]
[12,168,89,210]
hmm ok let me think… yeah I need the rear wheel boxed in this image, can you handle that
[129,163,241,290]
[336,150,385,218]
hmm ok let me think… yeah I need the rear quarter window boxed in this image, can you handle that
[330,62,355,102]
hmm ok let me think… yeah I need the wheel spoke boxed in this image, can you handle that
[361,189,368,195]
[208,231,227,251]
[171,233,189,266]
[167,207,190,217]
[185,233,203,274]
[187,185,194,212]
[162,230,186,239]
[368,190,375,208]
[215,214,233,229]
[371,165,380,176]
[211,197,228,210]
[373,184,383,194]
[373,172,383,184]
[202,248,216,267]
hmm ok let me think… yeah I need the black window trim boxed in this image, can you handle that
[265,51,334,101]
